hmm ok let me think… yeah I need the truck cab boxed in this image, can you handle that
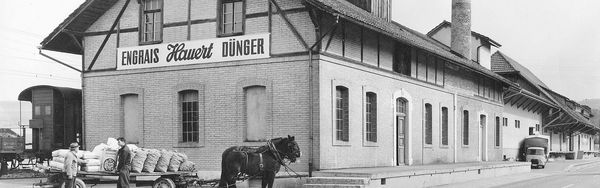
[526,146,547,168]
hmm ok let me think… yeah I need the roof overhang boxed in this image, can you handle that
[40,0,119,54]
[303,0,516,87]
[504,87,558,114]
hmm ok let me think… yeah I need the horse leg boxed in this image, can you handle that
[261,171,275,188]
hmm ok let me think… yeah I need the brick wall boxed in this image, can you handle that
[84,56,311,171]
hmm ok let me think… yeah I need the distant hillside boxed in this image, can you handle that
[0,101,32,128]
[580,98,600,109]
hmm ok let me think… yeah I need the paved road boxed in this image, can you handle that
[0,175,302,188]
[434,159,600,188]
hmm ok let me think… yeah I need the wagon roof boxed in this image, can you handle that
[18,85,81,102]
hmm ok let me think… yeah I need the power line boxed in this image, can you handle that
[0,71,80,83]
[0,69,79,80]
[0,54,81,68]
[0,25,45,38]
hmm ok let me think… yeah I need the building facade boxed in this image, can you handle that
[41,0,529,176]
[491,51,599,159]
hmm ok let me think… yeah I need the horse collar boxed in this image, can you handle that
[268,140,286,165]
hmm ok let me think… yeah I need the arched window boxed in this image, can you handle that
[424,103,432,145]
[463,110,469,145]
[366,92,377,142]
[441,107,448,146]
[495,116,500,147]
[336,86,349,141]
[179,90,199,143]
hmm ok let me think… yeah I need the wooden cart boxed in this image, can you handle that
[35,170,203,188]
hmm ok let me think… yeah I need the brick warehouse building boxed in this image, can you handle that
[41,0,517,175]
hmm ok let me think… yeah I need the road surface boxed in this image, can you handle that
[435,159,600,188]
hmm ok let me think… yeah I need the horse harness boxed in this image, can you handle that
[236,140,287,175]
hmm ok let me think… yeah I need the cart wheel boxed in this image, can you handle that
[60,178,86,188]
[153,177,176,188]
[102,158,116,171]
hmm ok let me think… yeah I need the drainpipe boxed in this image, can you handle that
[453,92,458,163]
[308,15,339,177]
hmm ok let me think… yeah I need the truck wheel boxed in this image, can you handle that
[153,177,176,188]
[60,178,86,188]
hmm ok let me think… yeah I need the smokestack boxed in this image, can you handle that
[451,0,472,59]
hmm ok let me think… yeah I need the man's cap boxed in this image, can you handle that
[69,142,80,148]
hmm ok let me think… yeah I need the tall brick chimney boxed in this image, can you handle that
[451,0,472,59]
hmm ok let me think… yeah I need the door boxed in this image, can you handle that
[122,94,140,144]
[396,98,407,165]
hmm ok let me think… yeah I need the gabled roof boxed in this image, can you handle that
[0,128,19,138]
[542,87,597,128]
[491,51,598,132]
[491,51,549,88]
[304,0,515,85]
[40,0,119,54]
[427,20,501,48]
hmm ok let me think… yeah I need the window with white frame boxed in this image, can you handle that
[180,90,199,143]
[336,86,349,142]
[424,103,432,145]
[495,116,500,147]
[219,0,245,36]
[463,110,469,145]
[441,107,448,146]
[365,92,377,142]
[140,0,163,44]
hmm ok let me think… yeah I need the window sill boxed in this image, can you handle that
[362,141,378,147]
[175,142,203,148]
[139,40,163,46]
[440,145,450,149]
[333,140,351,147]
[218,32,245,38]
[462,145,469,148]
[423,145,433,148]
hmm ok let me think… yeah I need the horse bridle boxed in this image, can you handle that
[267,139,287,165]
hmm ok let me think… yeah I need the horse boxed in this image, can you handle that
[218,135,301,188]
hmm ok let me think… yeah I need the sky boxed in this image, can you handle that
[0,0,598,103]
[392,0,600,102]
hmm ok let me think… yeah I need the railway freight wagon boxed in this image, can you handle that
[18,85,82,151]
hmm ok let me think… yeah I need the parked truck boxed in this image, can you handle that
[520,135,550,168]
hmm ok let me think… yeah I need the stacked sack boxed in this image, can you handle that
[126,147,196,173]
[81,150,101,172]
[143,149,161,172]
[154,150,173,173]
[49,149,83,171]
[131,149,148,173]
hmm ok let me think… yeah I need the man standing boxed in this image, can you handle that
[64,142,85,188]
[114,137,132,188]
